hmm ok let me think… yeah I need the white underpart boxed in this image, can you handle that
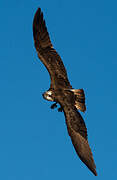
[46,96,53,101]
[47,90,52,95]
[45,90,54,101]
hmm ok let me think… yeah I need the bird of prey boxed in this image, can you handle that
[33,8,97,176]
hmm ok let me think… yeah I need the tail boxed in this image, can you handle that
[70,89,86,112]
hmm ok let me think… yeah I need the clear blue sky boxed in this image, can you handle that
[0,0,117,179]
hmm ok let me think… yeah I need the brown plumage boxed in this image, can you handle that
[33,8,97,176]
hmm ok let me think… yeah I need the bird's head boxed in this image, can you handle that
[42,90,54,102]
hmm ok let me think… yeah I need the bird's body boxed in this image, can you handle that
[33,8,97,176]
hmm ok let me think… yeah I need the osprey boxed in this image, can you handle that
[33,8,97,176]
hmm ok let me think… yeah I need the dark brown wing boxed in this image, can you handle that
[57,91,97,176]
[65,107,97,176]
[33,8,72,89]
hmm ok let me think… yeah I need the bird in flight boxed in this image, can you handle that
[33,8,97,176]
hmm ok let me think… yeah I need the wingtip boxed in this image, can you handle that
[33,7,41,20]
[95,172,98,176]
[33,7,43,26]
[67,126,97,177]
[33,7,52,49]
[88,164,97,176]
[93,169,98,176]
[36,7,41,15]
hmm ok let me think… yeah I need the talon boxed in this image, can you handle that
[51,103,57,109]
[58,107,63,112]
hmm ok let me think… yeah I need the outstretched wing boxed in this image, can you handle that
[58,91,97,176]
[65,107,97,176]
[33,8,72,89]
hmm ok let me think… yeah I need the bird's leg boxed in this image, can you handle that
[58,106,63,112]
[51,102,57,109]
